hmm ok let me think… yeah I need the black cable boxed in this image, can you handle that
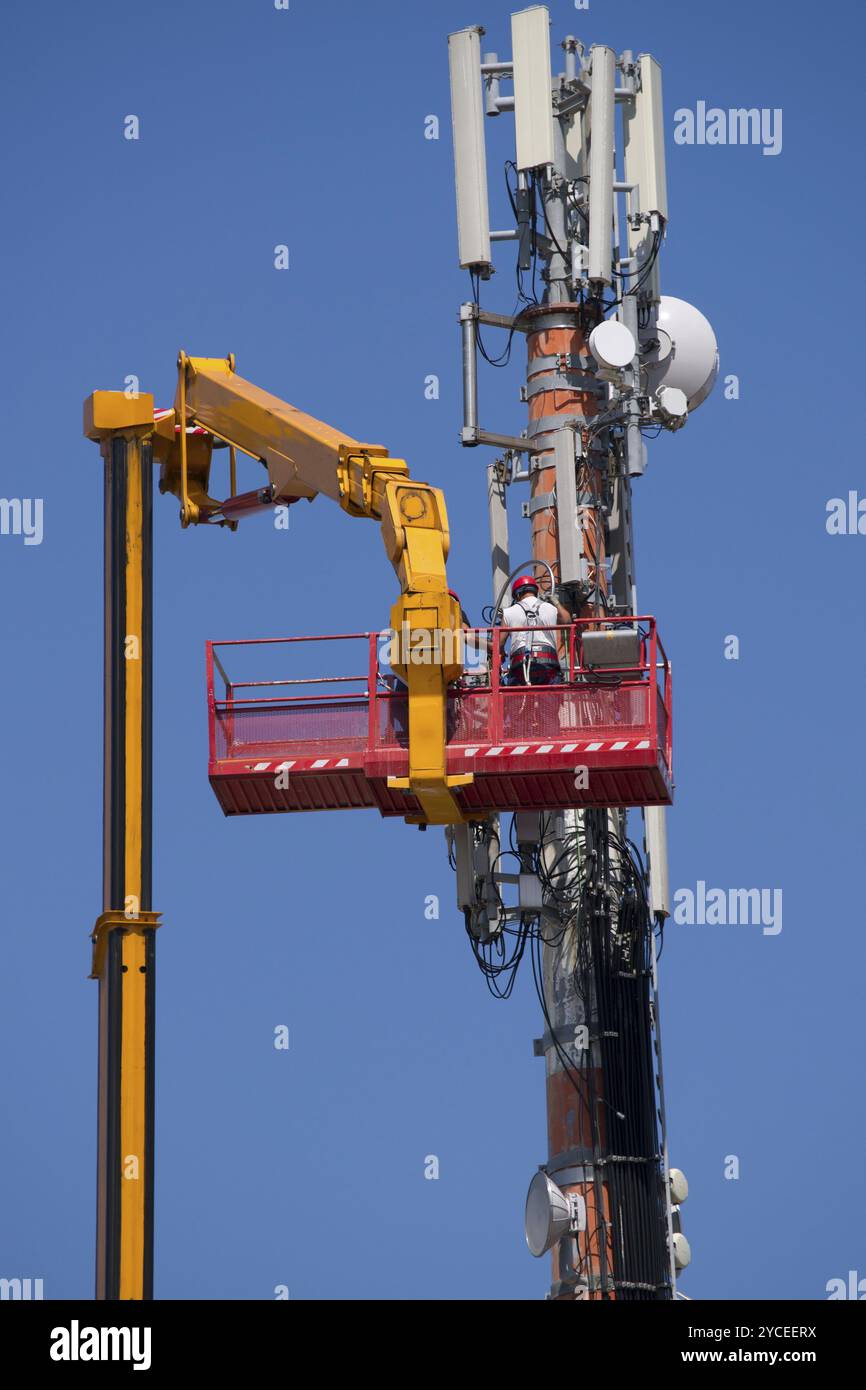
[535,171,569,261]
[503,162,541,309]
[470,270,520,367]
[457,728,672,1294]
[627,229,662,297]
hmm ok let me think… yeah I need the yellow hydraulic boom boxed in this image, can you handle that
[157,352,471,826]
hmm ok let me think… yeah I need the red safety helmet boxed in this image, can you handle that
[512,574,540,599]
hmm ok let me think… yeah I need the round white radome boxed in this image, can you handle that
[647,296,719,410]
[589,319,637,370]
[669,1167,689,1204]
[672,1230,692,1271]
[657,385,688,419]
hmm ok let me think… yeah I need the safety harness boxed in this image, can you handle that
[511,596,558,684]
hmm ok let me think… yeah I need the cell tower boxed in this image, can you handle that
[447,6,717,1299]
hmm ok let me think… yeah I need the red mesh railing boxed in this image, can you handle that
[215,686,654,760]
[656,690,669,751]
[376,693,408,749]
[499,682,648,741]
[446,690,493,745]
[214,699,369,761]
[208,620,671,772]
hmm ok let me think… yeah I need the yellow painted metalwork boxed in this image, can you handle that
[119,930,147,1297]
[167,353,472,823]
[178,354,189,526]
[90,910,161,980]
[336,445,407,516]
[153,413,219,524]
[84,392,154,440]
[86,416,158,1300]
[119,434,148,1301]
[381,481,471,822]
[90,360,475,826]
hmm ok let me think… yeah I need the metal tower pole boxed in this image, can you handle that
[84,393,160,1301]
[450,11,697,1299]
[525,300,615,1296]
[524,98,670,1299]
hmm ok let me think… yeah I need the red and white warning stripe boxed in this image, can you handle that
[222,739,653,777]
[154,406,209,436]
[230,756,357,774]
[459,738,652,758]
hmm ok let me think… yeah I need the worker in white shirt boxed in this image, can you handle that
[499,574,572,686]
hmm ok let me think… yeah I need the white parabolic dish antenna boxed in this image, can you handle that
[646,296,719,410]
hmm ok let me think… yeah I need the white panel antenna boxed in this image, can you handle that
[448,27,492,271]
[511,6,554,171]
[587,45,616,284]
[645,805,670,919]
[623,54,668,300]
[623,55,668,221]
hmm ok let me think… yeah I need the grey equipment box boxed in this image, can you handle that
[580,628,642,669]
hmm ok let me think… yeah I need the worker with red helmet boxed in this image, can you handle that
[499,574,572,685]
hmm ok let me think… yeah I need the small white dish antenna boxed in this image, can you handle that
[589,319,637,370]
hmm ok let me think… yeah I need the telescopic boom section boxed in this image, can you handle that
[165,353,472,826]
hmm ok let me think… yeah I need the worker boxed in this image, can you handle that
[499,575,572,686]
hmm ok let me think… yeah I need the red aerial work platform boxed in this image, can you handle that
[206,617,673,819]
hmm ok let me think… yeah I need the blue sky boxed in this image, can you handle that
[1,0,864,1300]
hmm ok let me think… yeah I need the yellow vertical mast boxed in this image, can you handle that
[85,392,161,1300]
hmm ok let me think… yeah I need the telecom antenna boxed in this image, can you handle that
[447,6,717,1299]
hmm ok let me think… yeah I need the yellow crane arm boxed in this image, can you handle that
[158,353,472,825]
